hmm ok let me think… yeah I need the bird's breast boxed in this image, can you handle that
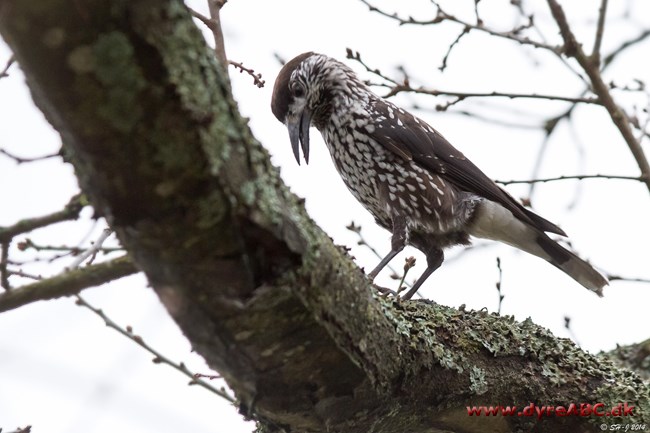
[320,124,388,219]
[320,121,479,237]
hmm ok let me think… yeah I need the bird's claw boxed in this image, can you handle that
[372,284,398,298]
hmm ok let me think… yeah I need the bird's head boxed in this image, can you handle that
[271,52,364,165]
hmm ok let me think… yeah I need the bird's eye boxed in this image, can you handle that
[291,83,305,98]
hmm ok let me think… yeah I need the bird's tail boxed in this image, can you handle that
[524,234,607,296]
[469,200,608,296]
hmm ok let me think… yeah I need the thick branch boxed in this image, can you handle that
[605,339,650,381]
[0,256,138,313]
[1,2,648,432]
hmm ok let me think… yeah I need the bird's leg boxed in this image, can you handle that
[368,215,408,281]
[401,247,443,300]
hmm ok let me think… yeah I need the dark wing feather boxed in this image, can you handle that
[368,100,566,236]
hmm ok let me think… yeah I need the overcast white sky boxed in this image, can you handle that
[1,1,649,432]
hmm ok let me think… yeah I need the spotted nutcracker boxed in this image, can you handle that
[271,52,607,299]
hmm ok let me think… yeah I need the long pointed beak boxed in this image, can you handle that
[287,109,311,165]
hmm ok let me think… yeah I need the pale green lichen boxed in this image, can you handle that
[92,31,145,133]
[67,45,95,73]
[136,1,237,173]
[593,366,650,428]
[42,27,65,48]
[469,366,488,395]
[375,295,650,422]
[239,173,286,226]
[375,296,469,373]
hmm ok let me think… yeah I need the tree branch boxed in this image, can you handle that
[0,256,138,313]
[546,0,650,194]
[1,1,648,432]
[207,0,228,66]
[606,274,650,284]
[1,241,9,289]
[347,49,599,106]
[189,4,264,88]
[0,53,14,78]
[384,84,600,106]
[66,227,113,269]
[228,59,265,88]
[591,0,608,63]
[359,0,560,52]
[74,293,235,402]
[0,147,60,163]
[0,194,85,243]
[495,173,648,186]
[2,427,31,433]
[605,338,650,381]
[602,28,650,69]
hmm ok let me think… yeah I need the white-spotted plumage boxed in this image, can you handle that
[271,52,608,298]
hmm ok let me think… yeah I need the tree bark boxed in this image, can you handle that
[0,1,647,432]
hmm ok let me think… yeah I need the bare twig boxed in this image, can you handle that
[1,241,9,290]
[17,237,123,256]
[495,257,504,314]
[495,173,647,186]
[564,316,581,346]
[546,0,650,194]
[602,28,650,69]
[424,107,540,130]
[346,48,399,86]
[2,427,32,433]
[0,256,137,313]
[194,372,222,380]
[346,50,599,105]
[74,294,236,403]
[439,27,470,72]
[527,101,583,200]
[17,241,76,263]
[397,256,416,294]
[636,103,650,144]
[607,274,650,284]
[188,2,228,66]
[66,228,113,269]
[381,84,600,106]
[0,147,60,164]
[0,54,14,78]
[592,0,609,64]
[5,268,43,281]
[208,0,228,67]
[189,7,215,30]
[228,60,265,88]
[0,194,85,243]
[359,0,560,52]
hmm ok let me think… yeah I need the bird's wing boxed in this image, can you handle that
[367,100,566,236]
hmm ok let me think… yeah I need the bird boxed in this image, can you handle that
[271,52,608,299]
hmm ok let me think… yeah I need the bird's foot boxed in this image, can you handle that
[372,283,398,298]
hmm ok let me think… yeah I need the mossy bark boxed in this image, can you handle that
[1,1,647,432]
